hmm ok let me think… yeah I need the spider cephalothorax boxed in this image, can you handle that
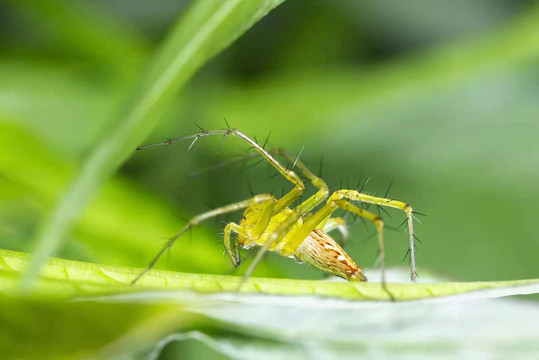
[131,128,417,293]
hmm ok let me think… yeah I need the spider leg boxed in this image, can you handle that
[238,150,331,288]
[130,194,275,285]
[332,190,416,282]
[224,222,249,267]
[334,200,394,300]
[138,129,307,210]
[273,148,329,213]
[276,194,394,299]
[322,217,349,243]
[137,130,329,287]
[238,206,305,289]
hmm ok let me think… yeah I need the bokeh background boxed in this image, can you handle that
[1,0,539,358]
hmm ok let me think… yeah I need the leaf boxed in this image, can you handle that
[3,248,539,301]
[21,0,285,288]
[144,294,539,359]
[2,248,539,359]
[0,295,194,360]
[145,331,307,360]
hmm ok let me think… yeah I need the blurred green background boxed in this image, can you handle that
[1,0,539,357]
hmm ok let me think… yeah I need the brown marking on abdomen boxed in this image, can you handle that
[295,228,366,281]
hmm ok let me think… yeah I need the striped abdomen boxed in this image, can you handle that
[295,228,366,281]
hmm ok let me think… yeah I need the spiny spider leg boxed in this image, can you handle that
[135,128,418,295]
[272,148,329,213]
[238,148,332,288]
[274,193,394,299]
[138,129,307,210]
[134,129,311,285]
[322,217,349,241]
[188,146,332,212]
[223,222,249,266]
[131,194,274,285]
[239,206,307,289]
[139,130,333,287]
[331,190,416,282]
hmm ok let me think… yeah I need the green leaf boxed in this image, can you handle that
[2,248,539,359]
[0,296,195,360]
[3,248,539,301]
[21,0,285,288]
[146,294,539,359]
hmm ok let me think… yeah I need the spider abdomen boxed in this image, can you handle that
[295,228,367,281]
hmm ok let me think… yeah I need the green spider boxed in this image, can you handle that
[131,129,417,292]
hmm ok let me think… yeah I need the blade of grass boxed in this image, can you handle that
[20,0,285,290]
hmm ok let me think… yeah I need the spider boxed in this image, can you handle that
[130,128,417,293]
